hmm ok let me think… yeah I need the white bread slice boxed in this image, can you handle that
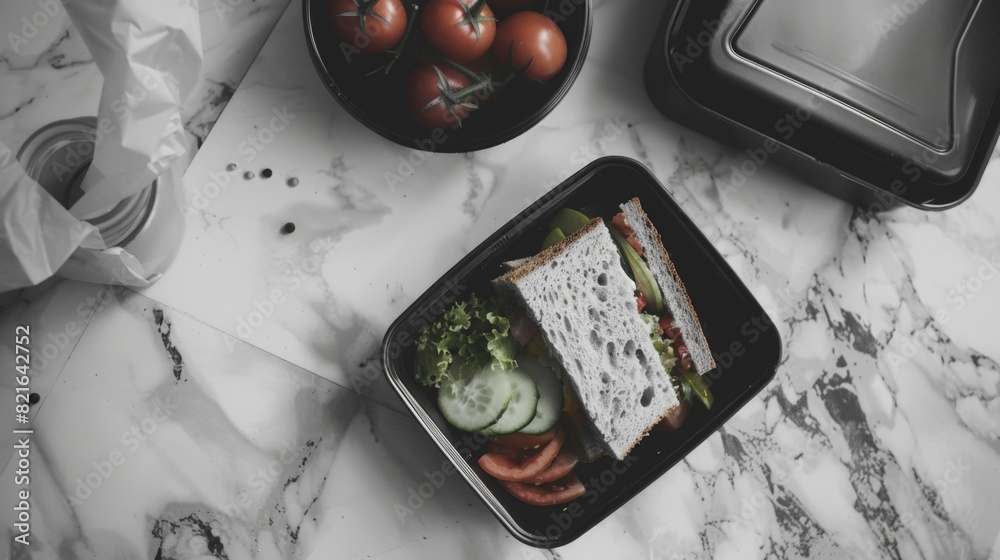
[620,198,716,374]
[493,219,679,460]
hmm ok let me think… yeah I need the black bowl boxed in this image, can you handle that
[382,156,783,547]
[304,0,592,153]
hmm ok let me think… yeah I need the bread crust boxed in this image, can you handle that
[493,218,605,289]
[494,216,679,460]
[622,198,716,372]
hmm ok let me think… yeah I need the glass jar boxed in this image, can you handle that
[16,117,185,283]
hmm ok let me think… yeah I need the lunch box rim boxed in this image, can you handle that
[381,155,783,547]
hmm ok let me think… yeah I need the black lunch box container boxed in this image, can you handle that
[645,0,1000,210]
[382,157,782,547]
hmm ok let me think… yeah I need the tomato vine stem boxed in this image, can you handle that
[368,3,419,75]
[337,0,391,36]
[454,0,497,42]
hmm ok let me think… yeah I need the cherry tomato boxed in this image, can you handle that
[406,63,477,129]
[421,0,497,64]
[492,11,567,82]
[498,474,586,506]
[477,425,565,481]
[491,427,556,450]
[329,0,407,54]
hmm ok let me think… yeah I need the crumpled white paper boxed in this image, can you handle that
[0,141,101,289]
[0,0,202,292]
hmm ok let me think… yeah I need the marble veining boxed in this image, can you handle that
[0,0,290,156]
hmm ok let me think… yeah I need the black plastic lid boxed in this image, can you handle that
[662,0,1000,208]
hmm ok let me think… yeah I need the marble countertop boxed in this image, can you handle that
[2,0,1000,558]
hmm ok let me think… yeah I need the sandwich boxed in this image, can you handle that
[617,198,715,376]
[412,197,715,504]
[493,198,715,461]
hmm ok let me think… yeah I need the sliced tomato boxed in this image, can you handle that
[498,475,586,506]
[680,354,694,372]
[636,292,647,313]
[610,213,633,237]
[658,315,679,339]
[611,213,643,256]
[491,427,556,450]
[675,340,695,371]
[657,315,693,369]
[487,442,523,459]
[485,443,577,484]
[522,449,578,484]
[627,234,642,255]
[478,426,565,481]
[657,400,691,431]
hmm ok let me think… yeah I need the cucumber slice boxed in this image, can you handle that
[541,227,566,250]
[609,228,664,314]
[517,358,565,435]
[482,369,539,436]
[438,368,513,432]
[548,208,590,237]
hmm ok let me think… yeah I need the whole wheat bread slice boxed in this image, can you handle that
[493,219,679,460]
[620,198,715,374]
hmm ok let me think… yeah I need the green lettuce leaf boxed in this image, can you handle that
[414,294,517,388]
[641,312,713,409]
[641,313,677,371]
